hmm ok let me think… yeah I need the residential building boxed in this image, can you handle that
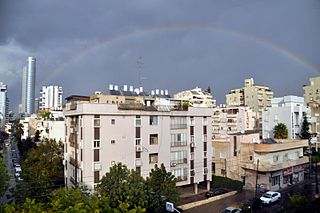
[212,131,308,191]
[212,106,258,139]
[39,85,63,111]
[0,82,8,127]
[303,77,320,137]
[262,96,309,139]
[21,57,36,115]
[64,89,213,193]
[226,78,274,134]
[174,87,216,108]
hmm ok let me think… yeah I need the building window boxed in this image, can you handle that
[111,119,115,125]
[172,168,188,181]
[93,140,100,148]
[273,155,279,162]
[136,167,141,176]
[212,163,215,174]
[170,151,187,164]
[190,160,194,169]
[150,134,158,145]
[190,116,195,125]
[204,159,207,167]
[170,117,187,129]
[171,133,187,147]
[271,175,280,186]
[190,126,194,136]
[149,116,158,125]
[233,136,237,157]
[94,149,99,162]
[94,171,100,183]
[203,126,207,135]
[136,151,141,158]
[135,117,141,126]
[149,153,158,164]
[135,139,141,145]
[203,117,207,125]
[93,115,100,127]
[250,156,253,161]
[111,140,115,144]
[94,127,100,140]
[203,142,207,152]
[136,127,141,138]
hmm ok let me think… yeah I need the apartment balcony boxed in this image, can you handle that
[253,140,308,153]
[170,158,188,167]
[176,175,188,182]
[241,157,309,172]
[69,157,80,168]
[69,141,79,149]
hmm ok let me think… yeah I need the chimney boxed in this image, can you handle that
[165,90,169,95]
[156,89,159,95]
[151,90,155,95]
[134,88,140,94]
[114,85,119,91]
[129,86,134,92]
[109,84,114,90]
[139,87,143,93]
[123,85,128,91]
[160,90,164,95]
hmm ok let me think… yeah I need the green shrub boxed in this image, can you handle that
[211,175,243,192]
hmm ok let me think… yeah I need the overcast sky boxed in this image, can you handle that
[1,0,320,111]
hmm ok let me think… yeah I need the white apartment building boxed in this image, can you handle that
[64,94,213,193]
[174,87,216,108]
[262,96,309,139]
[212,106,258,139]
[39,85,63,111]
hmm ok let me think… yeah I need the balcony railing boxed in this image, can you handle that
[171,141,188,147]
[176,175,188,182]
[69,157,80,167]
[171,158,188,166]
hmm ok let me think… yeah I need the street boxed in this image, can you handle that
[0,136,19,204]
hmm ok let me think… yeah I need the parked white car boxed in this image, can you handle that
[260,191,281,204]
[15,165,21,173]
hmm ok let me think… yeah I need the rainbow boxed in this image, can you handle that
[39,24,320,85]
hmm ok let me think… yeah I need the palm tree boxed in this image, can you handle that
[274,123,288,139]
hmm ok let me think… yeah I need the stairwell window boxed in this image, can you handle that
[93,115,100,127]
[149,116,158,125]
[150,134,158,145]
[149,153,158,164]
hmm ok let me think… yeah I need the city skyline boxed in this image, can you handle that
[0,0,319,112]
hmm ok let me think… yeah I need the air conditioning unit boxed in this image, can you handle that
[170,162,177,167]
[190,170,195,176]
[204,168,208,174]
[190,142,196,148]
[70,128,74,133]
[136,146,143,152]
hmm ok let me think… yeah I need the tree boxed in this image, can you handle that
[206,86,211,94]
[40,110,52,120]
[273,123,288,139]
[146,164,179,213]
[34,130,41,142]
[96,162,148,210]
[0,158,9,197]
[15,139,64,202]
[300,115,311,139]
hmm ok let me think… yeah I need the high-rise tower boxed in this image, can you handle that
[21,57,36,115]
[0,82,8,127]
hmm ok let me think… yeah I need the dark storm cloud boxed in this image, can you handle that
[0,0,320,111]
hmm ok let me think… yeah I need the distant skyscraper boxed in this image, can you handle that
[21,57,36,115]
[39,85,63,111]
[0,82,8,127]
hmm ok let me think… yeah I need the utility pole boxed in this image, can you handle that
[255,159,260,198]
[224,159,227,178]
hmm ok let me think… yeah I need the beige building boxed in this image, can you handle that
[212,131,308,191]
[303,77,320,141]
[64,92,213,193]
[212,106,258,139]
[174,87,216,108]
[226,78,274,134]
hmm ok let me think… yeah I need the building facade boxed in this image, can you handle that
[226,78,274,134]
[262,96,309,139]
[212,106,258,139]
[64,93,213,193]
[0,82,8,127]
[212,131,308,191]
[21,57,36,115]
[174,87,216,108]
[39,85,63,111]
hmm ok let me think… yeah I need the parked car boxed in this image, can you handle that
[206,188,229,198]
[15,165,21,173]
[260,191,281,205]
[220,207,242,213]
[242,198,262,212]
[14,171,20,178]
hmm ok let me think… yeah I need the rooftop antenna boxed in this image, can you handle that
[137,56,146,87]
